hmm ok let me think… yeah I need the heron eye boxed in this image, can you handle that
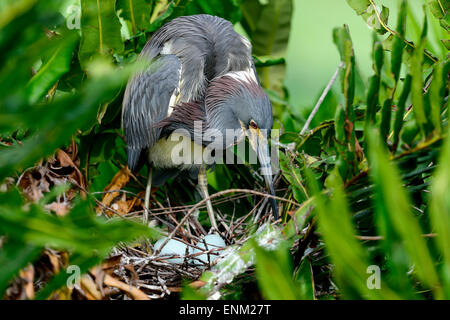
[249,120,258,129]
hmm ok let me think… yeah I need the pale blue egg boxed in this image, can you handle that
[191,234,226,266]
[154,237,190,264]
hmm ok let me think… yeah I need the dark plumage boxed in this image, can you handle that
[122,54,181,170]
[122,14,278,224]
[122,14,256,171]
[156,74,272,148]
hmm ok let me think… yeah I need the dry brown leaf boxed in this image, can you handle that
[45,202,70,216]
[0,177,15,192]
[189,280,206,289]
[109,193,133,216]
[98,166,131,216]
[17,143,86,216]
[354,138,364,161]
[133,191,146,207]
[65,139,80,167]
[43,250,62,274]
[90,266,149,300]
[18,264,35,300]
[17,167,51,202]
[101,255,122,273]
[94,268,106,298]
[80,274,102,300]
[51,149,86,196]
[102,274,149,300]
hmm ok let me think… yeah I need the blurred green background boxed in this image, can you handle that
[285,0,446,109]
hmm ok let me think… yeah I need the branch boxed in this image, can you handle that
[300,62,344,135]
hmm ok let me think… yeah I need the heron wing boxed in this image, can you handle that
[141,15,255,101]
[122,54,181,171]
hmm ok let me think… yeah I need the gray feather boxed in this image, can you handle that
[140,14,254,102]
[122,54,181,171]
[122,14,258,171]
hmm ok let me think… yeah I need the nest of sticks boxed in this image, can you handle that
[4,143,286,300]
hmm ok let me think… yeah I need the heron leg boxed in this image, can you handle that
[198,165,218,231]
[143,167,152,225]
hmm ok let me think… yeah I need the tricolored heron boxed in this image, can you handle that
[122,14,278,230]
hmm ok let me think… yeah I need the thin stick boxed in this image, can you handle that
[198,165,218,231]
[143,167,152,225]
[300,62,344,135]
[355,233,437,241]
[153,188,300,255]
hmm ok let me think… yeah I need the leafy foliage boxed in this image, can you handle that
[276,0,450,300]
[79,0,124,70]
[0,0,449,300]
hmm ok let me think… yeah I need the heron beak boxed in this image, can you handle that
[246,127,279,220]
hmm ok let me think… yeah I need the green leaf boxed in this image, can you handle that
[372,36,384,76]
[345,0,370,15]
[116,0,152,35]
[26,32,79,104]
[282,199,313,239]
[181,282,208,300]
[367,128,443,298]
[392,74,412,151]
[196,0,242,23]
[429,127,450,297]
[206,164,232,191]
[0,187,161,298]
[364,36,383,133]
[79,0,124,70]
[253,55,285,68]
[442,39,450,50]
[335,104,346,142]
[410,12,429,137]
[241,0,291,55]
[279,152,308,203]
[0,0,38,30]
[428,60,449,135]
[391,0,407,83]
[0,60,132,180]
[333,25,355,112]
[241,0,292,94]
[253,240,301,300]
[427,0,449,20]
[0,239,41,297]
[350,1,438,68]
[305,169,397,299]
[0,1,67,113]
[294,258,315,300]
[0,198,158,256]
[380,98,392,145]
[146,0,174,32]
[346,0,390,35]
[364,75,380,127]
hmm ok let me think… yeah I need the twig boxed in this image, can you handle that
[300,62,344,135]
[252,197,268,223]
[355,233,437,241]
[230,198,264,236]
[154,188,300,255]
[90,188,288,215]
[102,273,150,300]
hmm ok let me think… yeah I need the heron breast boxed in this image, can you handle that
[148,132,213,170]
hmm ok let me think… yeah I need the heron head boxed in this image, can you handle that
[206,71,278,219]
